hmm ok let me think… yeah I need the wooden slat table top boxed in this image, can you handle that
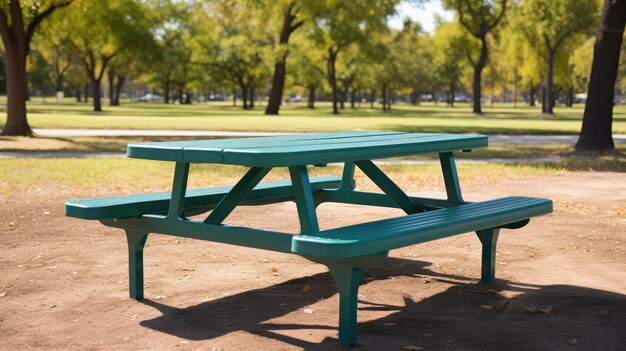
[127,131,488,166]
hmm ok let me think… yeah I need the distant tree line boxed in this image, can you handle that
[0,0,621,151]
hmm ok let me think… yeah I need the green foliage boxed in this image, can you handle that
[51,0,155,80]
[432,21,474,96]
[0,0,72,36]
[7,0,615,117]
[517,0,598,56]
[443,0,508,39]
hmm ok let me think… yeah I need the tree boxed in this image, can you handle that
[144,0,194,104]
[569,38,594,102]
[262,1,304,115]
[576,0,625,151]
[289,34,325,108]
[308,0,399,114]
[196,1,272,110]
[517,0,598,114]
[0,0,72,136]
[444,0,507,114]
[433,21,472,107]
[56,0,155,112]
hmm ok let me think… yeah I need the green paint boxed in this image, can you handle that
[65,132,553,346]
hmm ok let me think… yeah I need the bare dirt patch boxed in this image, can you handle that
[0,172,625,350]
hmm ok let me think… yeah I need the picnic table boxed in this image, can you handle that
[65,131,552,346]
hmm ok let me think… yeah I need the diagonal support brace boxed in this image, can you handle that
[354,160,425,214]
[204,167,272,224]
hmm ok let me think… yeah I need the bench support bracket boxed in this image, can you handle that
[126,230,149,300]
[476,228,500,284]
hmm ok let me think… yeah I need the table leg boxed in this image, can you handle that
[439,152,464,203]
[126,230,149,300]
[167,162,190,219]
[289,166,319,233]
[339,162,355,190]
[327,264,363,346]
[476,228,500,284]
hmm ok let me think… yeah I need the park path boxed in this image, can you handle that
[31,128,626,145]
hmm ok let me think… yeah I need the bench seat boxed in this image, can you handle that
[292,196,553,259]
[65,176,343,220]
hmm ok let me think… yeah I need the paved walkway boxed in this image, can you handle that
[32,128,626,145]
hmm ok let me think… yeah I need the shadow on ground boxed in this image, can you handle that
[140,258,626,350]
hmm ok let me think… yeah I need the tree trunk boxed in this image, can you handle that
[114,74,125,106]
[1,51,31,135]
[232,90,237,107]
[327,49,339,114]
[350,87,356,109]
[55,74,64,92]
[24,71,29,101]
[241,85,248,110]
[164,77,171,104]
[513,68,518,108]
[545,50,556,114]
[91,77,102,112]
[448,84,455,107]
[307,84,316,108]
[76,89,81,102]
[265,3,302,115]
[108,69,115,106]
[529,85,536,106]
[541,85,547,113]
[340,86,346,109]
[266,60,285,114]
[248,85,255,109]
[382,84,388,111]
[84,82,89,103]
[566,86,574,107]
[471,36,488,114]
[0,1,70,135]
[576,0,624,151]
[370,90,375,109]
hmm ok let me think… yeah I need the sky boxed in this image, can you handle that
[388,0,455,33]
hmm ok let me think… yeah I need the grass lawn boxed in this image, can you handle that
[1,157,624,196]
[1,99,625,134]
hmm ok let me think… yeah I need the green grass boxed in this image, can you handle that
[2,157,624,196]
[1,99,625,134]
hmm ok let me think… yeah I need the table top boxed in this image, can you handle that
[127,131,487,167]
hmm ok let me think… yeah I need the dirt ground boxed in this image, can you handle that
[0,172,625,350]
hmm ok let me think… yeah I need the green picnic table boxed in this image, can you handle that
[65,131,552,346]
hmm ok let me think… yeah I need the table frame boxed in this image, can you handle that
[101,152,468,299]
